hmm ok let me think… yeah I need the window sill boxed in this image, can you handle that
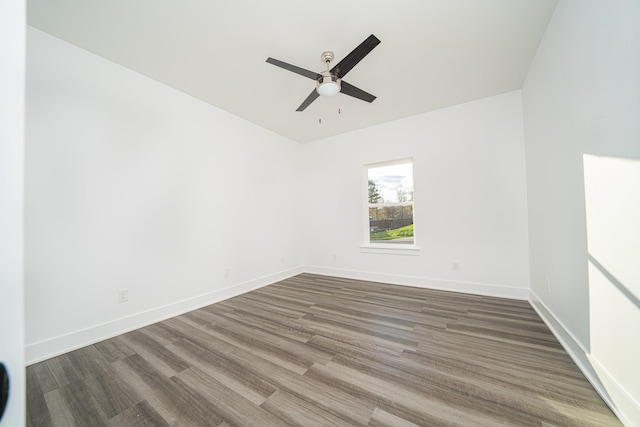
[360,244,421,256]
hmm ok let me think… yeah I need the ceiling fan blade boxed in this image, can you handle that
[296,90,320,111]
[330,34,380,79]
[266,57,321,80]
[340,81,376,103]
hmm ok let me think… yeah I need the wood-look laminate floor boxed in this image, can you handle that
[27,274,621,426]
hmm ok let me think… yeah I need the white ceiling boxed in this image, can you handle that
[27,0,558,143]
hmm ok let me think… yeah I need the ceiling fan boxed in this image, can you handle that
[266,34,381,111]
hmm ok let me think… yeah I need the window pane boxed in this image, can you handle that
[369,206,414,243]
[368,162,414,203]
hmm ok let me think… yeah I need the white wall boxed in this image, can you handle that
[25,28,303,363]
[522,0,640,424]
[301,91,530,299]
[0,1,26,425]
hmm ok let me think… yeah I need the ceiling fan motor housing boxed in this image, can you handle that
[317,71,341,96]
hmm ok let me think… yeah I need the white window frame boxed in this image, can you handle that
[361,157,420,256]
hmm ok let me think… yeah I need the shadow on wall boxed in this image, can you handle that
[583,154,640,421]
[588,254,640,311]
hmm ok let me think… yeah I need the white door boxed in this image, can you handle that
[0,0,26,425]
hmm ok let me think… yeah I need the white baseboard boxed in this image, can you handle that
[529,290,638,427]
[25,266,304,365]
[304,265,529,300]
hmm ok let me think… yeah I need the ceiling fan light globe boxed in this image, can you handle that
[317,82,340,97]
[316,74,341,97]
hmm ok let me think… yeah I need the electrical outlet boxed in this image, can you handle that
[452,262,459,271]
[224,268,230,278]
[118,289,128,303]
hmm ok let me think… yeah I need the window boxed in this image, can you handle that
[362,158,418,254]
